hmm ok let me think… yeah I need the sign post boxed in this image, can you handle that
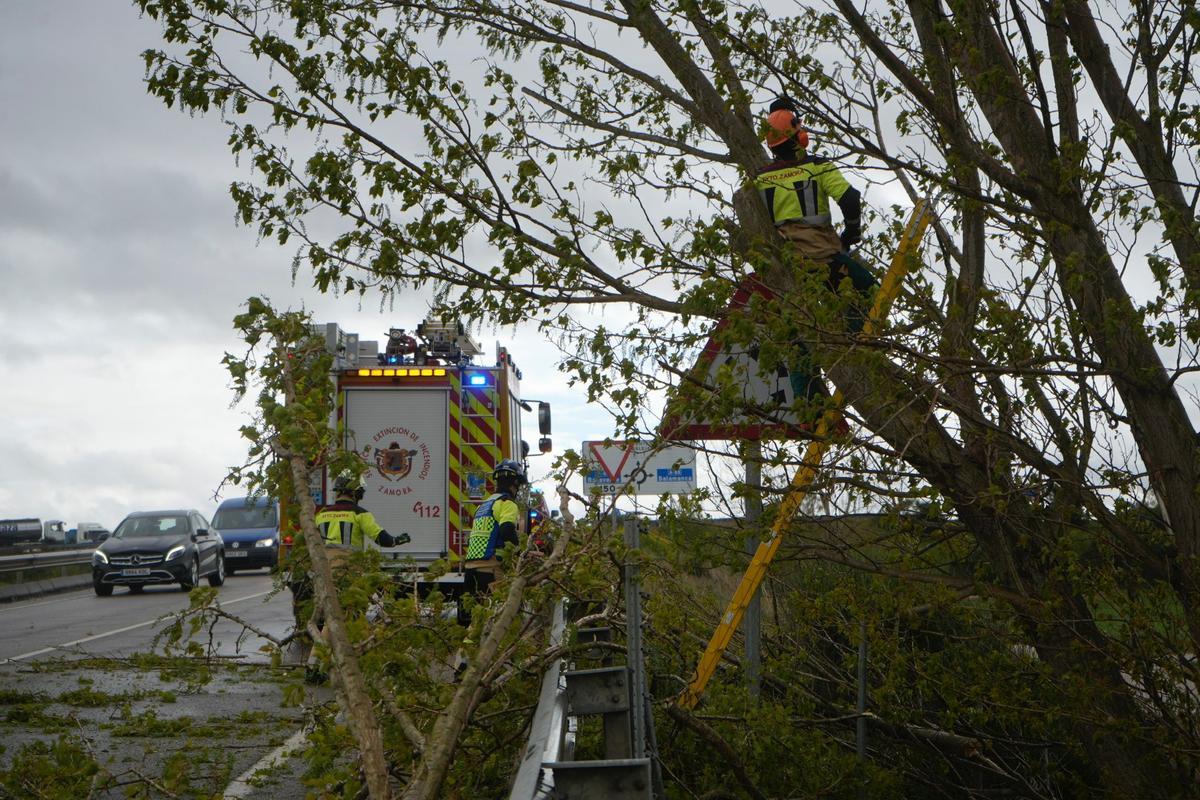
[743,441,762,698]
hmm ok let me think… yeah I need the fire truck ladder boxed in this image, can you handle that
[678,198,936,710]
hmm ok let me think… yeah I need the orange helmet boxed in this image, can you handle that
[765,109,809,149]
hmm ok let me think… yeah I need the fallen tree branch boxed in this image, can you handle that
[665,704,770,800]
[280,348,392,800]
[381,688,428,755]
[401,506,575,800]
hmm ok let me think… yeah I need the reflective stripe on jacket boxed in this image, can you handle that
[465,492,520,561]
[314,501,385,549]
[754,156,852,229]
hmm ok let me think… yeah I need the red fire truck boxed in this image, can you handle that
[296,317,552,570]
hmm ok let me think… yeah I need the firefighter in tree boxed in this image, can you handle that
[756,96,876,404]
[459,460,525,624]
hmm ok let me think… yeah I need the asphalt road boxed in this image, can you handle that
[0,571,292,662]
[0,570,320,798]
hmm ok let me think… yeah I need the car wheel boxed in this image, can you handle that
[93,578,113,597]
[128,585,145,594]
[181,557,199,591]
[208,553,226,587]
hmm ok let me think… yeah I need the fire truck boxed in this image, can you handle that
[298,317,552,570]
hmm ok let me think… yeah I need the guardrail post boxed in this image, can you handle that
[576,626,612,663]
[623,517,646,760]
[547,759,652,799]
[507,514,663,800]
[565,666,633,759]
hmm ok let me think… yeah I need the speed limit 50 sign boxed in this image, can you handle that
[582,440,697,495]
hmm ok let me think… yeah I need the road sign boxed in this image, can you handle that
[660,276,809,440]
[582,441,697,495]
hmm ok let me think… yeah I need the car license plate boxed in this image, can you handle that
[226,551,249,558]
[123,568,151,576]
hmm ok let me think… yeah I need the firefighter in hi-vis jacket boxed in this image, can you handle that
[756,96,876,408]
[300,475,410,682]
[459,460,525,624]
[315,476,403,554]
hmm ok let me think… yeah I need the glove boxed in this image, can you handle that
[840,226,861,251]
[376,530,411,548]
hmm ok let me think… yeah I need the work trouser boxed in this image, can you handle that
[457,559,501,626]
[306,545,376,680]
[289,543,356,632]
[787,251,877,403]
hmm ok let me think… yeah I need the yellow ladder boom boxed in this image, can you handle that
[678,198,935,710]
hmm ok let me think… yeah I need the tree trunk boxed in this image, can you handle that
[280,362,392,800]
[730,181,1177,796]
[402,514,573,800]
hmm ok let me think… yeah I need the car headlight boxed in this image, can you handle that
[92,550,108,565]
[165,545,185,561]
[255,537,276,548]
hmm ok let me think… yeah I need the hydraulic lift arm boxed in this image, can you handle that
[678,198,936,709]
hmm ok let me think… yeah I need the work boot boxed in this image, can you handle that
[828,252,878,334]
[304,661,329,685]
[789,369,832,406]
[450,651,470,683]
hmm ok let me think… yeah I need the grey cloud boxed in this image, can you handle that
[1,0,232,172]
[0,161,300,332]
[0,441,149,499]
[0,163,232,240]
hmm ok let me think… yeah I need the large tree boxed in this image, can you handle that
[138,0,1200,795]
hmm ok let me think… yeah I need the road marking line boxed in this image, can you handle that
[222,726,308,798]
[3,590,272,663]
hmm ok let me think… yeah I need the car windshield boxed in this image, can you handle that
[212,506,277,529]
[115,516,189,538]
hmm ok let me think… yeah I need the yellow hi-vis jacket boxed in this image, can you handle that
[754,155,854,229]
[465,492,520,562]
[314,501,387,550]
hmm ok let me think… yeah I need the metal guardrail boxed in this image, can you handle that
[509,518,664,800]
[509,600,571,799]
[0,546,96,575]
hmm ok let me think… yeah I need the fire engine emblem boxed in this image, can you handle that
[375,441,420,481]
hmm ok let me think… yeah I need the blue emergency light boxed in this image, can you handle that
[467,373,488,386]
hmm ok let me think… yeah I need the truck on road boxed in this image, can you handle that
[0,518,44,545]
[302,317,552,569]
[41,520,67,543]
[77,523,110,543]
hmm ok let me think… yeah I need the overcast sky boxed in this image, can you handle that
[0,0,618,530]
